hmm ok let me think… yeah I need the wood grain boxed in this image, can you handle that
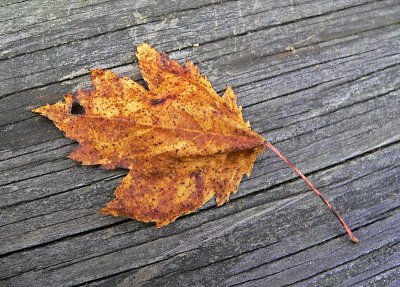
[1,0,399,286]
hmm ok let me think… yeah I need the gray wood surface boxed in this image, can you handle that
[1,0,399,286]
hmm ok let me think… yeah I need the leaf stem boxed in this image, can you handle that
[264,141,359,243]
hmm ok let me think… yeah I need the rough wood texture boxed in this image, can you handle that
[1,0,399,286]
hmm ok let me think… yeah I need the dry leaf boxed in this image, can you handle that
[33,43,265,227]
[33,43,358,242]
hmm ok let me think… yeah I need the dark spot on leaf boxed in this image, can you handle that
[151,98,165,105]
[191,171,204,198]
[70,101,85,115]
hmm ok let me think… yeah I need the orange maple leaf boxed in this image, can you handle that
[33,43,358,242]
[33,43,265,227]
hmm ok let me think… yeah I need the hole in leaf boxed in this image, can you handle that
[70,101,85,115]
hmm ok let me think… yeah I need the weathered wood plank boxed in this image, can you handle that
[2,0,397,98]
[1,143,399,286]
[0,0,223,59]
[85,213,400,287]
[1,0,399,130]
[1,0,379,60]
[1,0,399,286]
